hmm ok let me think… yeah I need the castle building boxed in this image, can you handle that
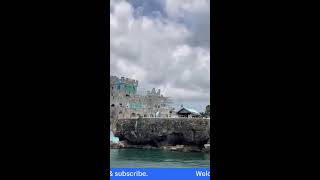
[110,76,174,119]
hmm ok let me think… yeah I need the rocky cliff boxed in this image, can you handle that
[112,118,210,149]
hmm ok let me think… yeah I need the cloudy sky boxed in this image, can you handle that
[110,0,210,112]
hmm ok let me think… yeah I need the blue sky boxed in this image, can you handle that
[110,0,210,112]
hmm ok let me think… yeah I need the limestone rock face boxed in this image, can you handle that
[203,144,210,153]
[110,141,125,149]
[113,118,210,147]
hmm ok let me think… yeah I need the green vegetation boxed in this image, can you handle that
[199,105,210,118]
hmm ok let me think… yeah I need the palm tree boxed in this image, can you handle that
[200,112,208,118]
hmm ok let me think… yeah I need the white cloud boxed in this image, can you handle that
[110,0,210,111]
[164,0,210,18]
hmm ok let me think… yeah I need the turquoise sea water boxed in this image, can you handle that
[110,149,210,168]
[110,130,119,143]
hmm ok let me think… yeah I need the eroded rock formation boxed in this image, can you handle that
[112,118,210,150]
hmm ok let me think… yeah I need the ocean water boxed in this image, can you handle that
[110,149,210,168]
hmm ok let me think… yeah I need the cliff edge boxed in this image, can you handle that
[113,118,210,149]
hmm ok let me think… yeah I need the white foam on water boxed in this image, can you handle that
[110,129,119,143]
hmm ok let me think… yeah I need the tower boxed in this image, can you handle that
[110,76,138,97]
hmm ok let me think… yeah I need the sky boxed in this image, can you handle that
[110,0,210,112]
